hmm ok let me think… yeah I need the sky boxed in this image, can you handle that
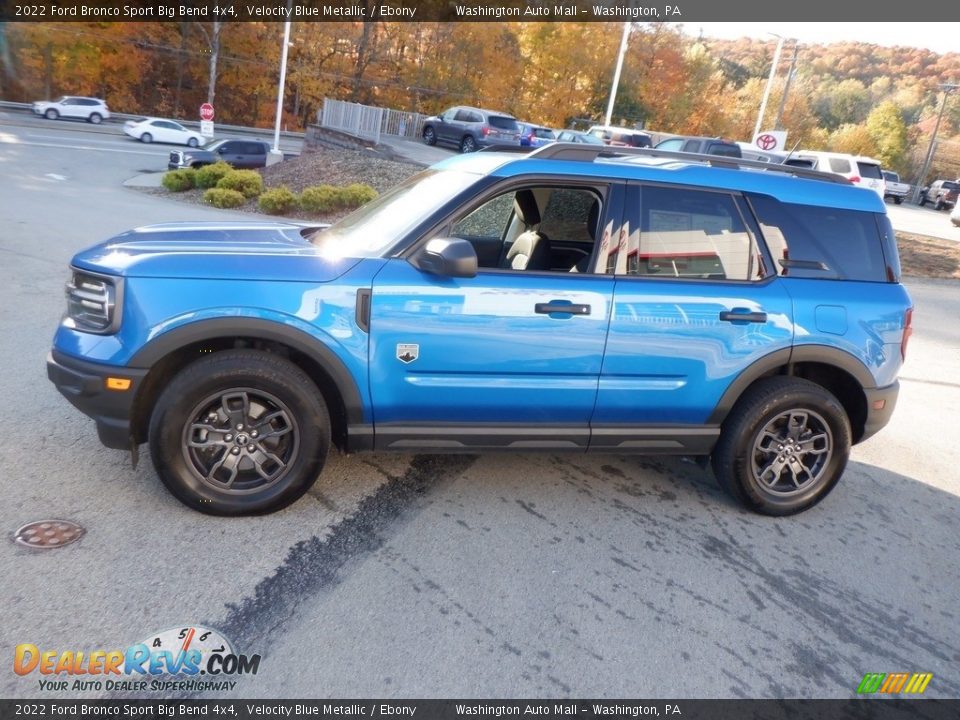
[685,23,958,55]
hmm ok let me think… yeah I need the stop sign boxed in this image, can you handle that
[200,103,215,121]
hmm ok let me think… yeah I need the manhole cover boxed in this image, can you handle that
[13,520,85,549]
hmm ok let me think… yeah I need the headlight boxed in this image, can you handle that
[65,269,122,334]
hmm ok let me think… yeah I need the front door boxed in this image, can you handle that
[368,181,625,452]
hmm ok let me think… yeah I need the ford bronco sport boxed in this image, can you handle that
[48,145,912,517]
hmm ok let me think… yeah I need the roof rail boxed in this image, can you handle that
[525,143,852,185]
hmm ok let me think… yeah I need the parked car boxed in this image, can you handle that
[554,130,604,145]
[168,139,271,170]
[586,125,652,148]
[32,96,109,124]
[796,151,885,200]
[47,144,911,518]
[919,179,959,211]
[124,118,205,147]
[881,171,911,205]
[656,136,742,158]
[421,106,520,153]
[951,203,960,227]
[517,123,556,148]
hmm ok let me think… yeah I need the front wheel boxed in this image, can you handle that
[148,350,330,516]
[44,109,59,120]
[140,133,153,144]
[422,126,436,146]
[711,377,851,516]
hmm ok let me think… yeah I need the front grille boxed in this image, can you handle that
[66,270,119,334]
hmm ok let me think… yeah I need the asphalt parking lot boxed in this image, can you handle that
[1,117,958,699]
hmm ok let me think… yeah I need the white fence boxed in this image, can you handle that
[320,98,428,142]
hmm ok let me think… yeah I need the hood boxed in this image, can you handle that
[71,221,359,282]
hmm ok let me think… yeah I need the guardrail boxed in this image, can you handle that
[320,98,427,142]
[0,100,305,140]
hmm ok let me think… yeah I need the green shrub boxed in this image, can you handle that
[194,161,233,189]
[216,169,265,199]
[341,183,378,207]
[258,186,298,215]
[299,185,341,213]
[203,187,246,209]
[161,168,196,192]
[299,183,378,214]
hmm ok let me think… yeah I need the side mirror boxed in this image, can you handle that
[409,238,477,278]
[217,147,227,154]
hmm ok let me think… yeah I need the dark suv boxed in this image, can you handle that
[168,139,271,170]
[655,135,742,157]
[47,144,911,517]
[920,179,959,210]
[422,106,521,153]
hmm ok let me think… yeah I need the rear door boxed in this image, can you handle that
[591,183,794,452]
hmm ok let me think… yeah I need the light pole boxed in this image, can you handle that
[753,34,784,142]
[912,83,959,205]
[604,22,632,127]
[272,19,292,157]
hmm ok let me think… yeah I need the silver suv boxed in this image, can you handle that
[422,106,520,153]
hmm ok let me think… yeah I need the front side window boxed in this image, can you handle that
[612,186,763,281]
[656,139,684,151]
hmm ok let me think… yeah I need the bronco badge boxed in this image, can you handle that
[396,343,419,364]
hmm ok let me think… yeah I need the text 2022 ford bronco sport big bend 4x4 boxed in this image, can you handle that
[48,145,912,516]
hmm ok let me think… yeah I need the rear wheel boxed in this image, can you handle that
[148,350,330,516]
[187,137,199,148]
[893,197,902,204]
[44,109,59,120]
[88,113,102,124]
[712,377,851,516]
[460,135,477,153]
[934,198,944,211]
[140,133,153,144]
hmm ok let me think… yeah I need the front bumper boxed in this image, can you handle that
[47,349,148,450]
[861,381,899,443]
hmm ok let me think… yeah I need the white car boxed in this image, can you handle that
[123,118,205,147]
[33,96,110,124]
[794,151,886,200]
[950,203,960,228]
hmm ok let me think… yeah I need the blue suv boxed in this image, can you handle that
[47,145,912,516]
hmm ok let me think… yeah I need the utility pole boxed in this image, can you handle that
[753,34,784,142]
[774,42,799,131]
[912,83,960,205]
[604,22,631,127]
[272,19,292,155]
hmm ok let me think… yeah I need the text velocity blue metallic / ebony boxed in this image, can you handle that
[47,145,913,516]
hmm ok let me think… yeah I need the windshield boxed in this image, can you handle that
[309,169,482,258]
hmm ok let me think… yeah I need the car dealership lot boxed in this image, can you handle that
[1,120,958,698]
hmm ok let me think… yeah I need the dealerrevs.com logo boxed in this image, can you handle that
[14,625,260,693]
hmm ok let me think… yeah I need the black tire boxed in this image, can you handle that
[893,197,902,204]
[191,162,205,169]
[460,135,477,153]
[711,377,851,516]
[918,196,926,207]
[140,133,153,144]
[88,113,102,125]
[187,137,199,148]
[934,198,944,211]
[422,126,436,146]
[148,350,330,516]
[44,108,59,120]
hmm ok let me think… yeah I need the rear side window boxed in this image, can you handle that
[857,162,882,179]
[708,143,741,157]
[748,194,894,282]
[488,115,517,130]
[943,181,960,191]
[828,158,852,174]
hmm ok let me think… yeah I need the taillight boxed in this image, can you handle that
[850,176,861,184]
[481,126,490,136]
[901,308,913,361]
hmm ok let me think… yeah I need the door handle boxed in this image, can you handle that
[536,302,591,316]
[719,309,767,324]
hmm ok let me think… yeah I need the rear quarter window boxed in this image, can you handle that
[828,158,852,174]
[857,162,883,179]
[488,116,518,130]
[748,194,897,282]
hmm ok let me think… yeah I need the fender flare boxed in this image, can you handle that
[707,345,875,425]
[129,317,364,425]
